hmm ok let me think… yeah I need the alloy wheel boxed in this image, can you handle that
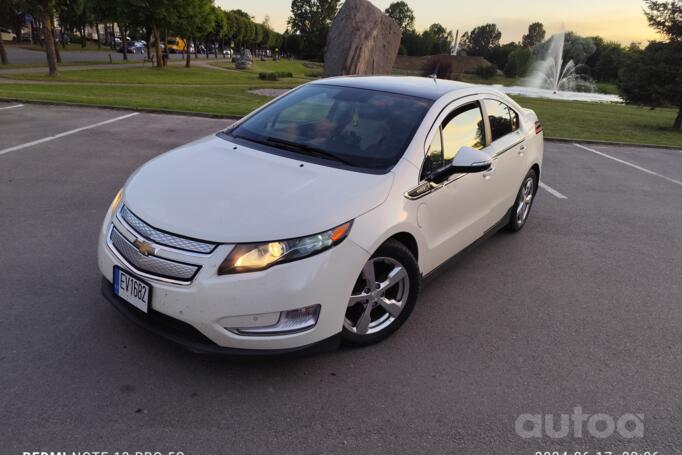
[344,257,410,336]
[516,177,535,224]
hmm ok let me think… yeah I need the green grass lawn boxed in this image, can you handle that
[0,83,272,116]
[513,96,681,148]
[0,60,139,69]
[0,65,311,86]
[595,82,619,95]
[0,63,679,147]
[17,42,110,52]
[209,59,324,78]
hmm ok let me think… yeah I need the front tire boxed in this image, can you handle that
[342,240,420,347]
[506,169,537,232]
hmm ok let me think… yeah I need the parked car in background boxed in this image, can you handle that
[1,28,17,41]
[99,77,544,355]
[117,40,145,54]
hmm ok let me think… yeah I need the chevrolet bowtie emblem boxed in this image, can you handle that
[133,239,156,257]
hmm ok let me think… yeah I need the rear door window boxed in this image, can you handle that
[483,99,519,142]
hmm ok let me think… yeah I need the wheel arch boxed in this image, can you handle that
[530,163,541,194]
[385,232,419,262]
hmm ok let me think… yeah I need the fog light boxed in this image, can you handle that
[229,305,321,336]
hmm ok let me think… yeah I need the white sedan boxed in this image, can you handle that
[98,76,544,355]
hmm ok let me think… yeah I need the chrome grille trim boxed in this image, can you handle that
[109,227,200,283]
[118,205,217,254]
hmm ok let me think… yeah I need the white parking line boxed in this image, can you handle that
[0,113,139,157]
[539,181,568,199]
[0,104,24,110]
[574,143,682,187]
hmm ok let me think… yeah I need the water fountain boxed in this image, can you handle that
[523,32,596,93]
[497,33,622,103]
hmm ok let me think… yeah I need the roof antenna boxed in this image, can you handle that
[430,63,440,83]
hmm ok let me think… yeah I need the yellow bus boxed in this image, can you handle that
[165,36,188,53]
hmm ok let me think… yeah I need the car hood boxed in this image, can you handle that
[123,135,394,243]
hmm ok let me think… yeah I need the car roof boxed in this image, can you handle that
[310,76,477,101]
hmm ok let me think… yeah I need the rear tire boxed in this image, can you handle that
[506,169,537,233]
[341,240,420,347]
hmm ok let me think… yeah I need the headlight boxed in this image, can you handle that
[109,189,123,216]
[218,221,352,275]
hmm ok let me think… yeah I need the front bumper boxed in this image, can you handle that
[97,209,369,352]
[101,279,341,356]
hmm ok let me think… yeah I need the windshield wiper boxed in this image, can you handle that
[264,136,355,167]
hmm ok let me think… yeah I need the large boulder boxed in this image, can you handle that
[235,49,253,69]
[323,0,401,77]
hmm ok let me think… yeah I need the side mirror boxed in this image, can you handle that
[430,146,493,184]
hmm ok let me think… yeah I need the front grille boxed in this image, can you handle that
[119,205,217,254]
[109,227,200,282]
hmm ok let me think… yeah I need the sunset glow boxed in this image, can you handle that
[216,0,660,44]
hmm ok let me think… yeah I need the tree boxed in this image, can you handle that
[0,37,6,65]
[619,41,682,129]
[488,42,521,71]
[1,0,26,64]
[504,47,532,77]
[282,31,302,56]
[210,6,228,55]
[174,0,212,66]
[643,0,681,41]
[384,1,414,33]
[562,32,596,64]
[463,24,502,59]
[25,0,60,75]
[587,38,626,82]
[57,0,93,50]
[125,0,182,68]
[522,22,545,48]
[287,0,340,60]
[424,23,453,54]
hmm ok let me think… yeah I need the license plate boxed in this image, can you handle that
[113,266,151,313]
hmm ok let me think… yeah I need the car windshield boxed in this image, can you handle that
[226,84,433,171]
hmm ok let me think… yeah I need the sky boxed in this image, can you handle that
[215,0,661,45]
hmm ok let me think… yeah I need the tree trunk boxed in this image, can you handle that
[153,25,163,68]
[38,20,45,47]
[42,14,59,77]
[96,22,101,49]
[0,39,8,65]
[51,17,61,63]
[145,29,152,59]
[54,40,62,63]
[119,23,127,61]
[185,36,191,67]
[80,26,86,48]
[674,105,682,131]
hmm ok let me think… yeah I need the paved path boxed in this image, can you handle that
[1,102,680,454]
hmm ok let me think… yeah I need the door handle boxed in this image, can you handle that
[518,144,527,156]
[482,165,495,180]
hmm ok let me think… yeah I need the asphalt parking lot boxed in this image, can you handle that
[1,102,681,454]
